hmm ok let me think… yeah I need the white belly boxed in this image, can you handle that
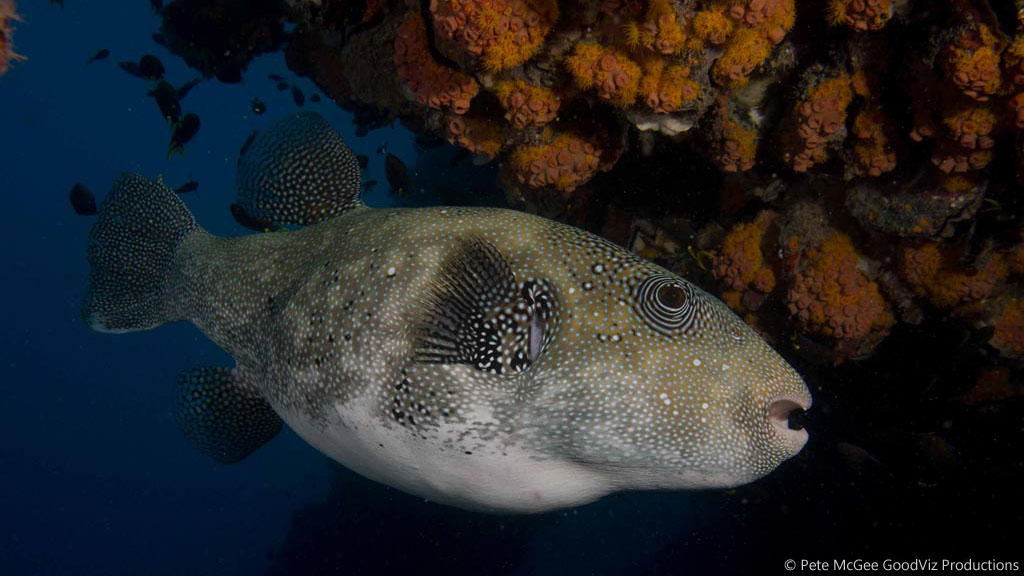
[280,393,613,513]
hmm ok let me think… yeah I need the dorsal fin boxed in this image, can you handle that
[235,112,362,226]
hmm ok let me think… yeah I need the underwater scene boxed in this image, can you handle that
[2,0,1022,574]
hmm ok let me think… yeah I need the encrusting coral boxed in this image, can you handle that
[445,115,505,157]
[826,0,894,32]
[393,12,479,114]
[991,297,1024,359]
[429,0,559,72]
[712,210,777,312]
[510,131,604,192]
[785,73,855,173]
[786,233,894,356]
[566,43,642,107]
[154,0,1024,364]
[0,0,22,77]
[495,80,560,128]
[897,241,1006,310]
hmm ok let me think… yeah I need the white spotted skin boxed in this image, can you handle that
[173,205,811,513]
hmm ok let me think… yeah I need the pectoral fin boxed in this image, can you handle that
[412,237,553,375]
[173,367,282,464]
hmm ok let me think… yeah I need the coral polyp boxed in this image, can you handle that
[394,12,479,114]
[511,132,604,192]
[0,0,23,77]
[430,0,558,72]
[787,233,893,357]
[566,43,642,107]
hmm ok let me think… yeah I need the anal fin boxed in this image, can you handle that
[173,367,282,464]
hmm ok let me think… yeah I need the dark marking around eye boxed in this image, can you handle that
[635,274,704,336]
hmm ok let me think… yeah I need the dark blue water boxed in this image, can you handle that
[2,3,1021,576]
[0,3,407,574]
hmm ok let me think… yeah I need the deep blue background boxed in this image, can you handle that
[4,3,1021,576]
[0,2,419,574]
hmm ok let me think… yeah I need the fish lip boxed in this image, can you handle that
[766,394,811,452]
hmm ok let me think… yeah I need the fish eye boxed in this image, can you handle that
[634,274,700,336]
[656,284,687,309]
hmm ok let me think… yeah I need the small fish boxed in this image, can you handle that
[69,183,96,215]
[82,112,811,513]
[291,85,305,107]
[268,74,285,83]
[251,98,267,115]
[361,179,377,192]
[356,154,368,170]
[119,54,164,80]
[147,80,182,124]
[175,178,199,194]
[385,152,412,196]
[168,113,200,158]
[310,93,321,103]
[276,81,289,92]
[239,130,258,157]
[86,49,110,65]
[138,55,164,80]
[176,78,201,100]
[149,0,163,14]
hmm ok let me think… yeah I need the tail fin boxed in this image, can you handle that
[82,173,202,333]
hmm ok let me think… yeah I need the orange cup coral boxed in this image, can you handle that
[430,0,558,72]
[942,23,1003,102]
[0,0,23,77]
[789,74,854,172]
[897,241,1007,309]
[709,103,758,172]
[445,115,504,157]
[394,13,479,114]
[495,80,560,128]
[711,27,772,88]
[566,43,642,107]
[638,59,700,114]
[691,7,734,46]
[727,0,795,46]
[851,106,896,177]
[713,210,777,311]
[622,0,686,55]
[510,132,603,192]
[991,297,1024,359]
[825,0,894,31]
[787,233,893,344]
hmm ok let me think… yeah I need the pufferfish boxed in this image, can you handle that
[82,112,811,513]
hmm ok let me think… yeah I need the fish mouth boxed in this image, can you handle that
[767,394,811,452]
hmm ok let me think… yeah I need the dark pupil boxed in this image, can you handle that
[657,284,686,308]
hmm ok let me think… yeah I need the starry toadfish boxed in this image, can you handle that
[81,112,811,513]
